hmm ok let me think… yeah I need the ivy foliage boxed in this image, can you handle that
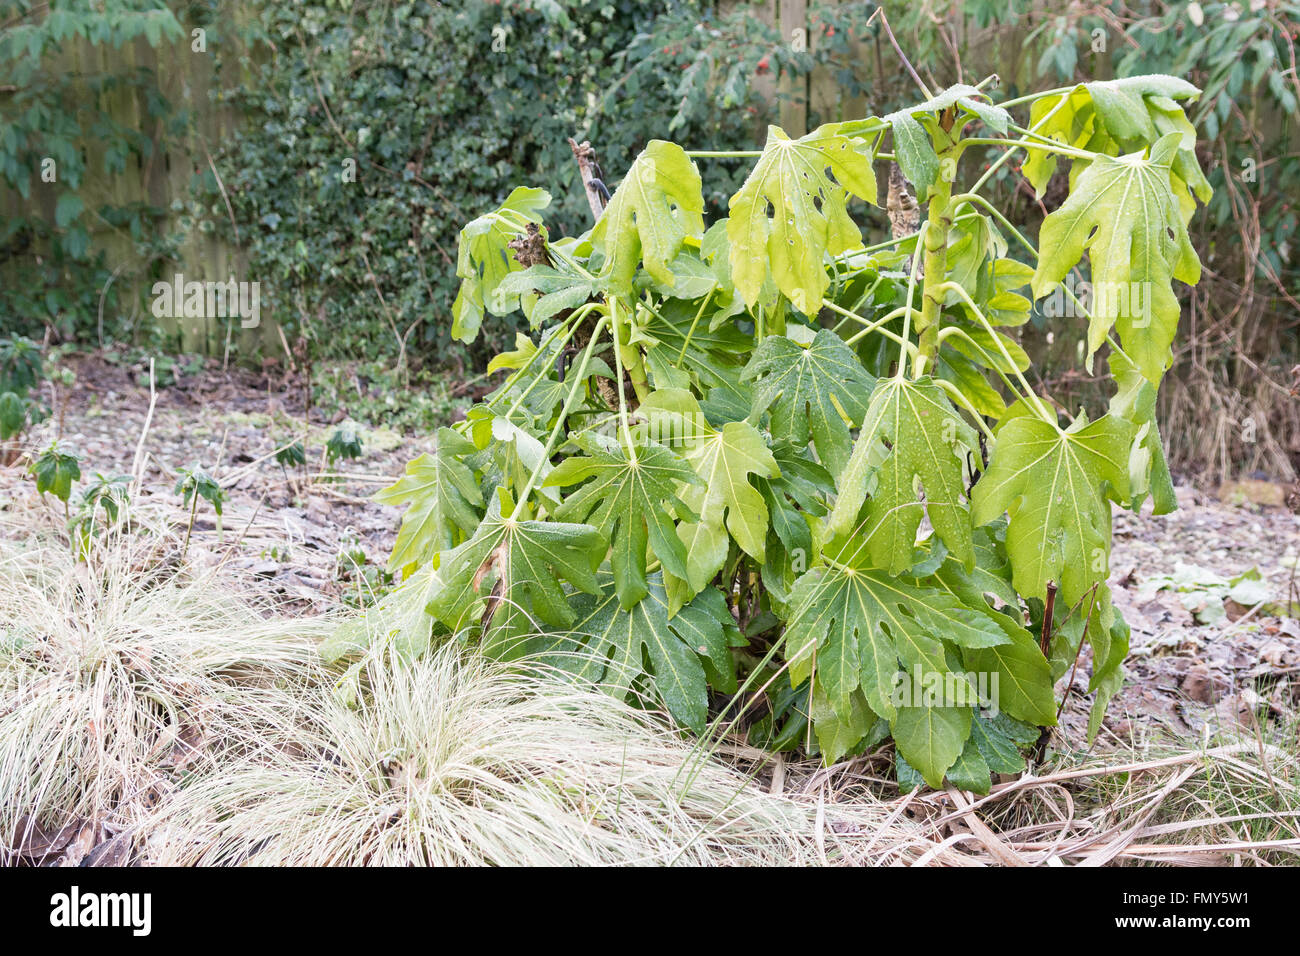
[176,0,887,366]
[0,0,186,342]
[342,66,1210,792]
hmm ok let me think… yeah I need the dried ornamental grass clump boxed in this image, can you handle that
[0,516,327,866]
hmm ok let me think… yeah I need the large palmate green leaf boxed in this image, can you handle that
[784,558,1005,727]
[639,389,780,603]
[591,140,704,294]
[451,186,550,343]
[374,428,483,575]
[1033,133,1201,383]
[1022,76,1210,215]
[784,553,1018,786]
[425,503,604,638]
[727,123,877,314]
[828,376,978,573]
[545,432,702,609]
[549,574,735,731]
[972,412,1133,606]
[741,329,876,479]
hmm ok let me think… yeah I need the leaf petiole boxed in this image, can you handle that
[508,314,610,520]
[932,281,1056,424]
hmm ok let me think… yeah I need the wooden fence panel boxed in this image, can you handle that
[1,14,273,358]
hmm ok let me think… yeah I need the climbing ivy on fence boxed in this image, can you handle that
[195,0,884,366]
[0,0,185,342]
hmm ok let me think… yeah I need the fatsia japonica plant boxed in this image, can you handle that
[334,72,1209,793]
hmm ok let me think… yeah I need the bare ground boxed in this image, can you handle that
[5,352,1299,750]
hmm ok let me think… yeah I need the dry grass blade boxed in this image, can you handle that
[141,639,962,866]
[0,499,328,866]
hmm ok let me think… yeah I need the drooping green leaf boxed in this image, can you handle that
[325,424,364,464]
[886,84,1010,199]
[891,702,972,789]
[547,574,732,731]
[1022,76,1209,213]
[928,548,1057,727]
[640,389,780,600]
[888,112,938,200]
[809,679,877,764]
[1032,133,1202,382]
[972,413,1133,606]
[785,559,1002,726]
[741,328,877,479]
[728,123,877,314]
[590,140,704,294]
[425,502,604,638]
[451,186,551,343]
[679,418,779,559]
[545,432,702,609]
[970,713,1033,775]
[1107,349,1177,515]
[1088,616,1129,743]
[32,443,81,503]
[945,734,992,793]
[495,265,600,328]
[829,377,978,573]
[174,464,224,517]
[373,428,483,575]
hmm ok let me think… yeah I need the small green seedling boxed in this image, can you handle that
[326,425,364,467]
[32,442,82,517]
[71,472,132,558]
[276,440,307,472]
[174,464,226,558]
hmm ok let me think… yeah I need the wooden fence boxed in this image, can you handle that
[0,13,273,355]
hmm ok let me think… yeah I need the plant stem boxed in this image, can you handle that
[896,220,929,376]
[508,316,610,521]
[868,7,931,99]
[500,310,589,421]
[934,378,997,441]
[959,136,1097,162]
[935,325,1037,406]
[608,298,636,459]
[996,86,1073,110]
[916,158,958,375]
[933,281,1056,424]
[946,192,1142,371]
[677,288,714,363]
[181,493,198,561]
